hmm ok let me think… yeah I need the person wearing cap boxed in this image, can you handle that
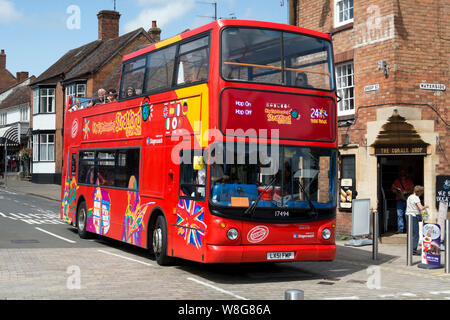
[391,169,414,234]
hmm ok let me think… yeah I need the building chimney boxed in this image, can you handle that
[97,10,120,40]
[16,72,29,83]
[148,21,161,42]
[0,49,6,70]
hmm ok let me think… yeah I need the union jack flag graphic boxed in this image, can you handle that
[176,199,207,249]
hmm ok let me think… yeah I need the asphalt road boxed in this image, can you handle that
[0,188,97,249]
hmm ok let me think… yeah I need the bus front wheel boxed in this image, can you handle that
[77,201,90,239]
[152,215,172,266]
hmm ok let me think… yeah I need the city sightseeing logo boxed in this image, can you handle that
[265,102,300,125]
[310,107,328,125]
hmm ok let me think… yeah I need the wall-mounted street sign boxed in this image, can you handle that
[364,84,379,92]
[374,145,427,155]
[419,83,446,91]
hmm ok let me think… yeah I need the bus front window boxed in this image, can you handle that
[209,143,336,213]
[221,27,334,91]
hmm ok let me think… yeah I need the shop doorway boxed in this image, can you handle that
[377,155,424,234]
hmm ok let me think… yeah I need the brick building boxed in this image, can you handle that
[291,0,449,236]
[30,10,161,184]
[0,50,19,91]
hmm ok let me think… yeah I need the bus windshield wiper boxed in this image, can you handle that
[244,175,277,218]
[297,179,318,218]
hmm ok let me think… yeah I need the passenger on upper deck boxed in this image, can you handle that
[107,89,118,103]
[87,88,107,107]
[126,86,136,98]
[295,72,313,89]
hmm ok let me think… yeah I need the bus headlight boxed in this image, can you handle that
[322,228,332,240]
[227,228,239,241]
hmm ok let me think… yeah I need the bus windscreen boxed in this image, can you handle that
[221,27,334,91]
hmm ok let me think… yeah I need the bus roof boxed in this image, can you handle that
[123,19,331,62]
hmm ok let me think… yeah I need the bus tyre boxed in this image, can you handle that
[77,201,90,239]
[152,215,172,266]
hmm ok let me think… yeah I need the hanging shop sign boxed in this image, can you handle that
[374,146,427,155]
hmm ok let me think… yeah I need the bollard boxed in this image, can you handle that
[444,219,449,273]
[372,210,379,260]
[285,289,304,300]
[406,214,413,266]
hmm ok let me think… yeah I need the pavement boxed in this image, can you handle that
[0,178,60,202]
[1,179,449,301]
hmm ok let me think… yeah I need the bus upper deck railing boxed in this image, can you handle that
[66,93,121,113]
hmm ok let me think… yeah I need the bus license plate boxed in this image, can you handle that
[266,251,294,260]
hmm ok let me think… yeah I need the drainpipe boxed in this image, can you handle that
[289,0,297,26]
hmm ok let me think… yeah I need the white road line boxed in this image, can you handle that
[430,290,450,295]
[97,249,154,267]
[35,227,76,244]
[187,277,248,300]
[0,212,6,217]
[324,296,360,300]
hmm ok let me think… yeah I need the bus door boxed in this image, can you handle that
[62,149,78,225]
[172,151,207,262]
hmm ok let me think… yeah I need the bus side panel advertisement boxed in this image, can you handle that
[220,88,336,142]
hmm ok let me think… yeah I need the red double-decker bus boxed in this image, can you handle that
[61,19,337,265]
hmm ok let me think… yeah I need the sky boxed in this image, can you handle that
[0,0,289,78]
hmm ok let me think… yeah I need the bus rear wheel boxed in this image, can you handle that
[152,215,172,266]
[77,201,90,239]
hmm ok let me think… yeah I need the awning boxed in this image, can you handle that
[0,123,21,145]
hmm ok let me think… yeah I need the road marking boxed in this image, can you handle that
[97,249,154,267]
[35,227,76,244]
[324,296,360,300]
[430,290,450,295]
[187,277,248,300]
[0,212,6,217]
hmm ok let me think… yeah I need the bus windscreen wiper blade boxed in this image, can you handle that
[244,175,277,217]
[297,179,318,217]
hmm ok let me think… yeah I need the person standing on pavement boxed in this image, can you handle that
[391,168,414,234]
[406,185,428,255]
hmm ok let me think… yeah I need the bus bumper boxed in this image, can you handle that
[205,244,336,263]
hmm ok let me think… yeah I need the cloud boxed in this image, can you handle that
[0,0,22,23]
[125,0,195,33]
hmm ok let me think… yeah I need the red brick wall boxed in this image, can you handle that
[297,0,449,235]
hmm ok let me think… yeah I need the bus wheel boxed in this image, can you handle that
[152,215,172,266]
[77,201,90,239]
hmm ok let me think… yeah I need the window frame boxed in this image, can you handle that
[32,86,56,115]
[334,0,354,28]
[0,112,6,126]
[65,81,87,106]
[20,106,29,122]
[336,61,355,116]
[32,132,55,162]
